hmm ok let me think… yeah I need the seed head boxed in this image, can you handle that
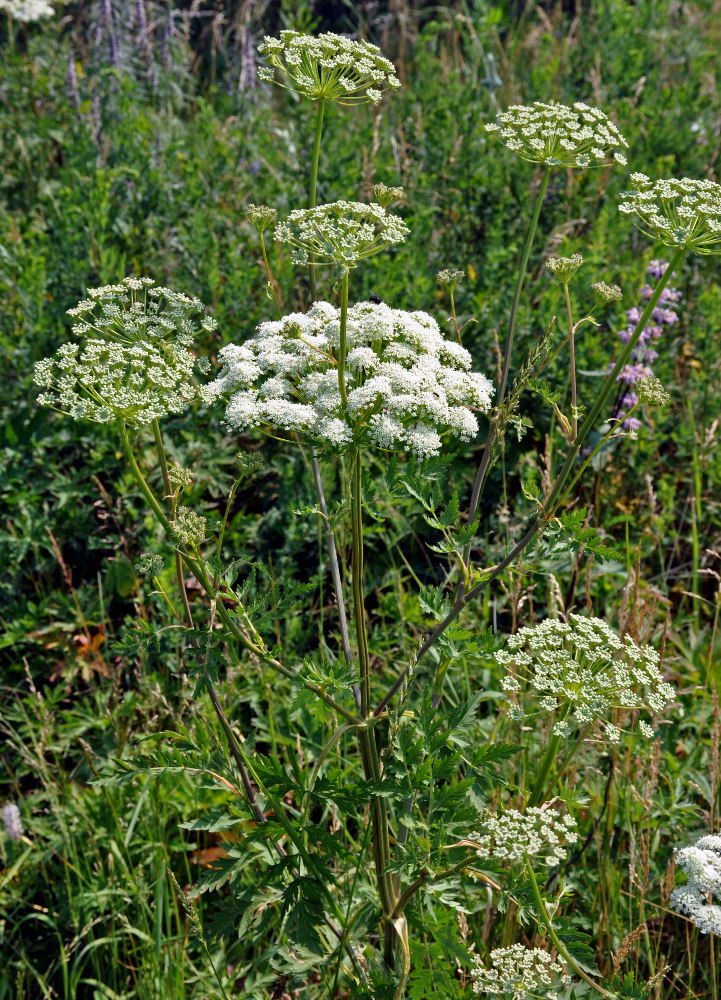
[485,101,628,169]
[275,201,409,268]
[618,175,721,253]
[257,30,400,105]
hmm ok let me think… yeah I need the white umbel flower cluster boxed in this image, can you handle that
[34,339,200,427]
[618,174,721,253]
[670,834,721,935]
[474,807,578,867]
[65,275,217,347]
[0,0,53,21]
[257,30,400,105]
[203,300,494,457]
[485,101,628,169]
[275,201,409,268]
[472,945,572,999]
[497,615,674,743]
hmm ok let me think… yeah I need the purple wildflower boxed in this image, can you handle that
[611,260,680,429]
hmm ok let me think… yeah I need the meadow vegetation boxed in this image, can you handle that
[1,2,721,998]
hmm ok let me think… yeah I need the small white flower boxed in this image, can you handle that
[258,31,400,105]
[618,176,721,253]
[205,300,494,457]
[485,101,628,169]
[0,0,53,21]
[670,835,721,934]
[472,944,572,999]
[495,615,674,745]
[275,201,409,268]
[474,807,578,867]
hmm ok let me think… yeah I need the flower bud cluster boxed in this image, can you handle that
[257,30,400,105]
[472,945,571,999]
[135,552,164,579]
[436,267,466,291]
[497,615,674,744]
[34,277,212,427]
[485,101,628,169]
[619,174,721,252]
[203,300,494,457]
[275,201,409,268]
[670,834,721,935]
[246,203,278,233]
[545,253,583,283]
[475,807,578,867]
[592,281,623,303]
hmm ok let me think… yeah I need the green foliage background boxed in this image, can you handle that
[1,1,720,998]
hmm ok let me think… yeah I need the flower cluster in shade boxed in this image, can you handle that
[0,0,53,21]
[618,174,721,252]
[275,201,409,269]
[485,101,628,169]
[257,31,400,105]
[497,615,674,744]
[474,807,578,868]
[33,277,213,427]
[202,300,494,457]
[670,834,721,935]
[2,802,23,842]
[471,946,572,1000]
[612,260,679,430]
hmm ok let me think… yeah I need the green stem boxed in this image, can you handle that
[351,445,397,931]
[526,706,570,808]
[525,858,613,998]
[260,231,282,319]
[308,97,326,301]
[564,283,577,440]
[338,270,349,407]
[119,422,358,724]
[462,166,552,571]
[152,419,195,629]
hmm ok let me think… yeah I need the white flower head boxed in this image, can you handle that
[496,615,674,744]
[204,300,494,457]
[34,339,201,427]
[275,201,409,268]
[64,276,214,349]
[474,806,578,867]
[472,944,572,999]
[0,0,53,21]
[257,31,400,105]
[485,101,628,169]
[618,175,721,253]
[670,835,721,935]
